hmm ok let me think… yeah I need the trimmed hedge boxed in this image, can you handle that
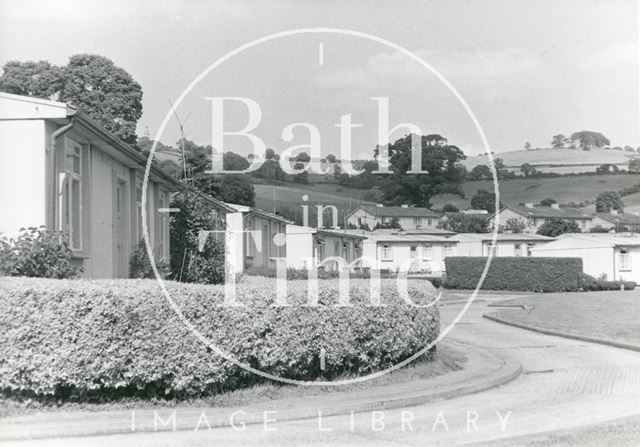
[0,276,439,401]
[444,257,583,292]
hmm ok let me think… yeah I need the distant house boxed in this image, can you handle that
[530,233,640,282]
[0,92,181,278]
[361,233,456,276]
[347,204,441,230]
[489,203,593,233]
[371,227,455,236]
[224,203,292,272]
[592,211,640,232]
[285,225,366,270]
[451,233,554,257]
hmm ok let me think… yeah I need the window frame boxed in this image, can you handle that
[63,137,83,252]
[381,244,393,262]
[619,248,632,271]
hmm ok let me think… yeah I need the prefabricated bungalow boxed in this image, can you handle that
[451,233,554,257]
[361,233,456,276]
[285,225,366,270]
[0,92,181,278]
[489,203,593,233]
[223,203,292,272]
[592,211,640,233]
[530,233,640,283]
[347,204,441,230]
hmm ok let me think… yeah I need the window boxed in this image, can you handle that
[381,216,388,224]
[427,218,433,226]
[245,216,254,257]
[514,243,522,257]
[410,245,417,258]
[413,217,421,226]
[421,245,434,260]
[619,248,631,271]
[357,217,362,225]
[381,244,392,261]
[63,138,83,250]
[135,180,143,243]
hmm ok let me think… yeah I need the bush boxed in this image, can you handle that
[444,257,583,292]
[129,240,170,279]
[0,227,81,279]
[579,273,636,291]
[0,276,439,401]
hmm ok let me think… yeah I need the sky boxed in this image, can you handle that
[1,0,638,158]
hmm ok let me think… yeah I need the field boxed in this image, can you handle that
[462,148,636,174]
[253,182,377,225]
[431,173,640,209]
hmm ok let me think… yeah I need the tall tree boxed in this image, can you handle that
[570,131,610,150]
[551,134,567,149]
[470,189,500,214]
[377,134,466,208]
[469,164,492,180]
[0,55,143,145]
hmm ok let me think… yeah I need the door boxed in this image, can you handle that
[262,223,269,267]
[113,178,129,278]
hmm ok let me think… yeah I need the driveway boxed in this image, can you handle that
[4,293,640,446]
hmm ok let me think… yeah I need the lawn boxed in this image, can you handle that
[0,344,465,417]
[485,289,640,347]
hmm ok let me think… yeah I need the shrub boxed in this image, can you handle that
[579,273,636,291]
[129,240,170,279]
[444,257,583,292]
[0,227,81,279]
[0,276,439,401]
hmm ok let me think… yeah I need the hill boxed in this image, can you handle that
[431,174,640,210]
[462,148,637,174]
[253,182,378,226]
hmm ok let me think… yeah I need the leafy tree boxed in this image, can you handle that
[629,159,640,173]
[570,131,610,150]
[295,152,311,163]
[470,189,499,214]
[551,134,567,149]
[293,162,309,184]
[469,164,492,180]
[377,134,467,208]
[326,154,337,163]
[438,214,488,233]
[589,225,610,233]
[0,60,62,97]
[520,163,538,178]
[441,203,459,212]
[625,145,635,152]
[595,191,624,213]
[524,142,531,150]
[0,55,143,145]
[536,218,581,237]
[498,218,526,233]
[265,148,276,160]
[539,198,557,207]
[217,175,255,206]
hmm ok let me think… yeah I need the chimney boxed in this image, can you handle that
[376,203,384,208]
[525,203,534,209]
[551,203,560,209]
[611,210,619,216]
[401,204,409,208]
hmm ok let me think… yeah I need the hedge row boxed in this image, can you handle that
[579,273,637,291]
[0,276,439,401]
[444,257,583,292]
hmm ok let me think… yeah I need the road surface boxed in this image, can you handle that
[4,294,640,446]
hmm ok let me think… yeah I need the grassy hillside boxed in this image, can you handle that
[253,182,378,225]
[431,174,640,209]
[462,148,637,174]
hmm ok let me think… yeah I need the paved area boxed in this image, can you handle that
[3,297,640,446]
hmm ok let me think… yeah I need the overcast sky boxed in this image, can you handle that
[1,0,637,158]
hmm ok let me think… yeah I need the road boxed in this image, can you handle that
[4,295,640,446]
